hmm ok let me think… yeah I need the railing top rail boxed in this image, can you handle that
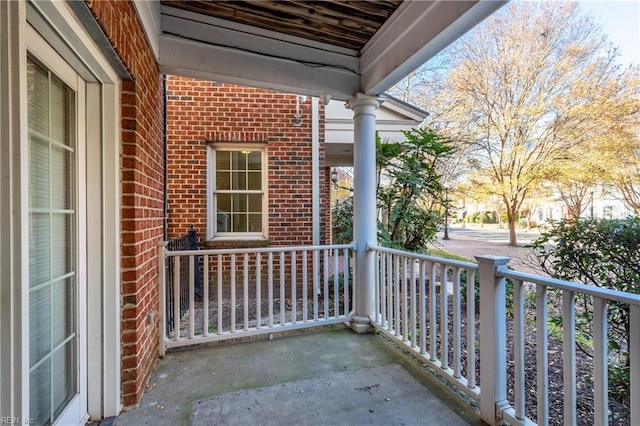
[501,269,640,306]
[161,243,356,257]
[367,243,478,270]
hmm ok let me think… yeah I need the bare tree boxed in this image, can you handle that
[424,1,635,245]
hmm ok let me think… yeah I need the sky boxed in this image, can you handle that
[576,0,639,66]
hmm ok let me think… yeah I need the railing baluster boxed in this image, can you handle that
[536,284,549,426]
[387,252,393,332]
[374,251,380,323]
[452,267,461,379]
[429,262,437,361]
[323,249,329,319]
[419,260,426,355]
[410,257,417,349]
[593,296,608,426]
[268,252,273,327]
[402,256,408,343]
[217,254,222,335]
[562,289,576,425]
[394,254,400,337]
[203,254,209,337]
[303,250,308,322]
[441,262,449,370]
[380,252,387,327]
[334,248,339,318]
[513,279,525,420]
[343,248,349,316]
[231,254,236,333]
[631,304,640,426]
[466,268,476,390]
[173,256,180,341]
[189,255,195,338]
[256,253,262,329]
[313,250,319,320]
[243,253,249,330]
[280,251,285,326]
[292,251,297,323]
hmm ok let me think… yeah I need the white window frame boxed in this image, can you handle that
[207,143,268,241]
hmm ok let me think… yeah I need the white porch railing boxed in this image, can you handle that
[157,243,354,354]
[368,245,481,401]
[368,244,640,426]
[157,240,640,425]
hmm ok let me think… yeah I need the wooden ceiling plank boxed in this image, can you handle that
[161,0,402,50]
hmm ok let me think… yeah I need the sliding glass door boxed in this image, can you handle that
[27,53,83,425]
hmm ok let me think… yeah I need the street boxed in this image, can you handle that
[430,223,545,274]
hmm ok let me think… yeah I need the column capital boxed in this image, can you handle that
[346,93,384,112]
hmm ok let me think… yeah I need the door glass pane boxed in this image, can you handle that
[27,56,77,425]
[29,136,50,208]
[29,361,51,426]
[29,213,50,288]
[52,278,73,347]
[29,286,51,367]
[51,145,71,209]
[52,341,75,418]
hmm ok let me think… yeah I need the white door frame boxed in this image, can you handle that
[0,0,122,422]
[26,25,87,424]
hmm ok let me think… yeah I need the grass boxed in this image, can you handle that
[425,248,475,264]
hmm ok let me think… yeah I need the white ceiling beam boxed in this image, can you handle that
[159,7,360,99]
[159,34,359,100]
[360,0,507,95]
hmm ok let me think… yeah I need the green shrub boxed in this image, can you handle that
[527,217,640,410]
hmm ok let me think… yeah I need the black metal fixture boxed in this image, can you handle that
[331,168,338,187]
[443,187,450,240]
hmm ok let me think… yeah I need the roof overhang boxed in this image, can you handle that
[134,0,507,101]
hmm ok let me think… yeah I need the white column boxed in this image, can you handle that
[346,93,381,333]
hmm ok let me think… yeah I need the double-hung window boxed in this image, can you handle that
[209,144,267,240]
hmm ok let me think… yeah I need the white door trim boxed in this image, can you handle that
[23,0,122,422]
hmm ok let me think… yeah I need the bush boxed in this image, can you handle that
[527,217,640,408]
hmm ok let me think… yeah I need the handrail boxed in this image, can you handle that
[367,243,478,270]
[501,269,640,306]
[163,243,356,257]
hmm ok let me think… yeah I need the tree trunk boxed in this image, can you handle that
[506,207,518,246]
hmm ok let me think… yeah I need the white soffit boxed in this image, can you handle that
[361,0,507,95]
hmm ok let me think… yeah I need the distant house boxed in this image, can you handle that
[165,78,427,248]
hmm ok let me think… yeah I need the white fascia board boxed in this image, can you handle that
[361,0,508,95]
[133,0,161,60]
[382,99,428,122]
[159,34,359,100]
[159,7,359,100]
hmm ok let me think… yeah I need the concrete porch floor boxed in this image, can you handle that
[117,325,483,425]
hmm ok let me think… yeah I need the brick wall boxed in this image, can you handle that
[166,77,329,247]
[85,0,164,409]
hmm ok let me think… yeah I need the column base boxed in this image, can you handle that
[349,315,373,334]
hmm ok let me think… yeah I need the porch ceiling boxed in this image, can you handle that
[136,0,507,101]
